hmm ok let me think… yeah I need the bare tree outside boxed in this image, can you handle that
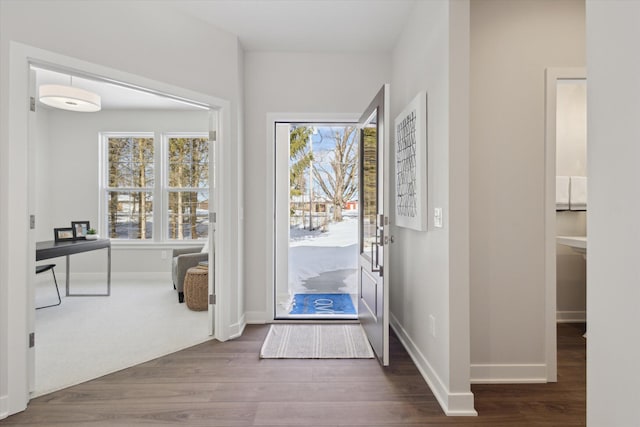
[107,136,154,239]
[313,126,359,222]
[168,137,209,239]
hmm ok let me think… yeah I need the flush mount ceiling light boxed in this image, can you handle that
[39,76,101,112]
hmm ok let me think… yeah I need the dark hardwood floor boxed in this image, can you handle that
[2,323,585,426]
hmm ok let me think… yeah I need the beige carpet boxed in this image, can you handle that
[34,277,211,397]
[260,324,374,359]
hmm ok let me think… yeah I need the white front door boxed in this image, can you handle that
[358,84,390,366]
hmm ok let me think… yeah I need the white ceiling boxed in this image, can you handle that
[172,0,417,52]
[34,0,417,110]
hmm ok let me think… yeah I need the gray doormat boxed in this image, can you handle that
[260,324,374,359]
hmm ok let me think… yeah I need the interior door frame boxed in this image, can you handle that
[208,110,219,336]
[2,42,231,417]
[265,113,360,322]
[544,67,586,383]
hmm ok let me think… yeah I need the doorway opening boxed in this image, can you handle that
[274,123,359,320]
[544,68,587,381]
[28,61,218,396]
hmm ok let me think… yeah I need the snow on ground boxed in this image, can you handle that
[288,212,358,294]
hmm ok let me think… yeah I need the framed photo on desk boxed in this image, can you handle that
[54,227,75,242]
[71,221,90,239]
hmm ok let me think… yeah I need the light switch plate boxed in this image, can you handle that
[434,207,443,228]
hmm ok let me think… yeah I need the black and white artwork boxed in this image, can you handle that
[395,92,427,231]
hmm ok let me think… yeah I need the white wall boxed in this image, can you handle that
[36,108,209,277]
[555,80,587,321]
[242,51,390,321]
[389,0,474,415]
[0,0,244,416]
[556,81,587,177]
[469,0,585,382]
[586,2,640,425]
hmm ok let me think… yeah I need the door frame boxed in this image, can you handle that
[1,42,232,417]
[544,67,586,382]
[265,113,360,322]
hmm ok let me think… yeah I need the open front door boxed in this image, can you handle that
[358,84,390,365]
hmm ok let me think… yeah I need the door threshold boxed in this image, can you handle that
[271,317,360,324]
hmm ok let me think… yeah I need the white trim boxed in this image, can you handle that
[59,272,172,282]
[214,101,234,343]
[544,67,586,384]
[244,311,269,324]
[470,364,548,384]
[0,395,7,420]
[265,113,360,322]
[3,42,233,417]
[227,314,247,341]
[3,41,32,418]
[390,313,477,416]
[274,124,290,314]
[556,311,587,323]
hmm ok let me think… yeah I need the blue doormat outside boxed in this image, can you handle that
[289,293,356,315]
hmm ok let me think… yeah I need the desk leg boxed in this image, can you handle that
[65,255,70,296]
[107,244,111,296]
[66,246,111,297]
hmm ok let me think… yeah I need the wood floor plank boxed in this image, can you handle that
[1,324,585,426]
[253,400,445,426]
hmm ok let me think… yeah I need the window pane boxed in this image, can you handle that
[167,190,209,240]
[107,191,153,239]
[168,137,209,189]
[108,137,154,188]
[361,119,378,261]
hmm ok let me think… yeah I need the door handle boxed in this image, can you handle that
[371,228,384,276]
[371,241,380,273]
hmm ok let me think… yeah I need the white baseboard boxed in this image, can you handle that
[227,314,246,340]
[244,311,268,324]
[470,364,548,384]
[64,272,172,281]
[389,313,477,416]
[0,394,7,420]
[556,310,586,323]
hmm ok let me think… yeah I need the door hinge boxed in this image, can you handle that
[209,130,217,142]
[29,332,35,348]
[30,214,36,230]
[30,97,36,112]
[210,212,216,223]
[209,294,216,305]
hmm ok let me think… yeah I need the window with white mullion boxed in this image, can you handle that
[100,132,208,242]
[165,134,209,240]
[153,131,164,242]
[103,133,155,240]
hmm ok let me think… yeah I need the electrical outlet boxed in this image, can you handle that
[434,208,443,228]
[429,314,436,338]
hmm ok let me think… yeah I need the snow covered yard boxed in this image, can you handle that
[288,212,358,295]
